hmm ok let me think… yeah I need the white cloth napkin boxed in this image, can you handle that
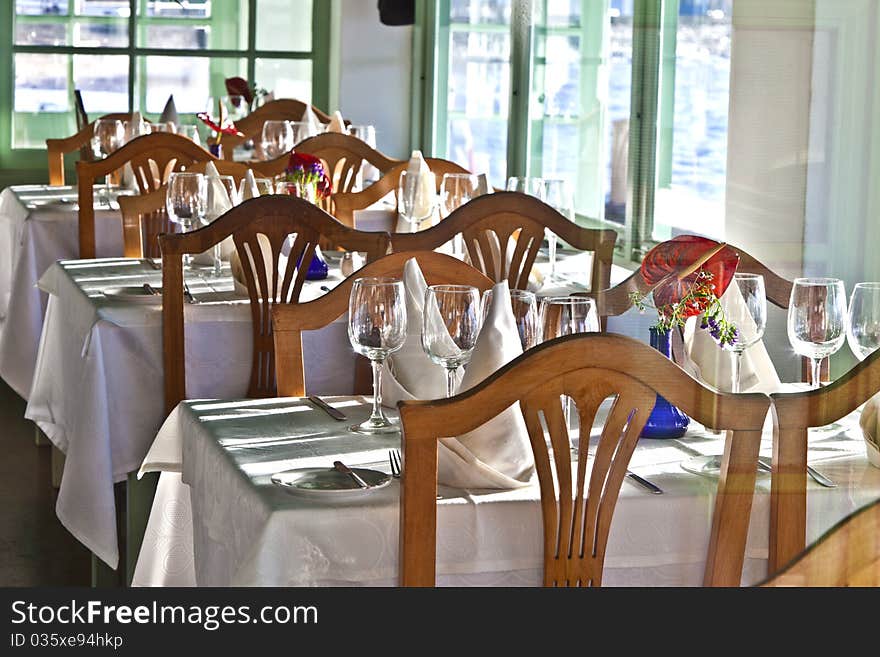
[380,259,534,489]
[300,105,324,138]
[859,393,880,468]
[240,169,260,201]
[396,150,436,232]
[327,110,346,134]
[680,283,781,393]
[159,95,179,127]
[193,162,235,265]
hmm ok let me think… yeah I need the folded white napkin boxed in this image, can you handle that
[327,110,346,134]
[159,94,179,127]
[396,150,436,232]
[680,283,781,393]
[381,259,534,489]
[193,162,235,265]
[859,393,880,468]
[240,169,260,201]
[300,105,324,138]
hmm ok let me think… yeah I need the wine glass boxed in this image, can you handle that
[506,176,545,199]
[166,172,207,269]
[349,125,379,187]
[90,119,124,202]
[121,118,148,145]
[422,285,482,398]
[347,277,408,434]
[238,177,274,199]
[847,282,880,361]
[787,277,847,388]
[440,173,480,256]
[540,296,600,440]
[176,124,201,145]
[204,174,239,276]
[289,120,315,144]
[719,273,768,393]
[481,288,539,350]
[397,170,437,232]
[542,179,574,280]
[261,120,294,159]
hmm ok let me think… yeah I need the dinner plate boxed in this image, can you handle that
[680,454,771,479]
[102,285,162,303]
[271,466,391,499]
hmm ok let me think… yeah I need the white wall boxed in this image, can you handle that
[337,0,414,159]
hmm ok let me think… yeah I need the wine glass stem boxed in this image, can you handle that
[446,367,457,398]
[811,357,822,389]
[368,358,387,423]
[731,350,743,394]
[548,233,557,278]
[213,244,222,276]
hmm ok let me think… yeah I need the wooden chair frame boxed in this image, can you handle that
[219,99,334,158]
[331,158,471,227]
[768,347,880,575]
[76,132,215,258]
[271,251,494,397]
[185,154,291,180]
[46,112,141,186]
[391,192,618,295]
[397,332,771,587]
[158,195,391,411]
[295,132,401,199]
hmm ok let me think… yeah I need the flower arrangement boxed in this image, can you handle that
[196,105,244,153]
[629,235,740,347]
[281,151,332,200]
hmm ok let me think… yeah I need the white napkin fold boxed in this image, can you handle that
[680,283,781,393]
[859,393,880,468]
[240,169,260,201]
[327,110,346,134]
[300,105,324,138]
[159,94,179,127]
[380,259,534,489]
[193,162,235,265]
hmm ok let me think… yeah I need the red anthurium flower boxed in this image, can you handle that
[195,112,244,137]
[640,235,739,318]
[225,76,254,105]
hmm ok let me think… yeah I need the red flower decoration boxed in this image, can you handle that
[284,151,332,198]
[225,76,254,105]
[640,235,739,318]
[196,112,244,137]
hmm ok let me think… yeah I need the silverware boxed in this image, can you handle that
[626,470,663,495]
[143,258,162,271]
[333,461,369,489]
[308,395,346,421]
[320,285,331,293]
[183,282,199,304]
[757,456,836,488]
[142,283,159,296]
[389,449,401,478]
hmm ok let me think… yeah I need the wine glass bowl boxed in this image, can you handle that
[261,120,294,160]
[539,296,599,342]
[347,277,408,433]
[166,172,207,268]
[421,285,482,397]
[719,273,767,393]
[91,119,124,159]
[847,282,880,362]
[398,170,437,231]
[787,277,847,388]
[541,179,573,279]
[482,288,538,350]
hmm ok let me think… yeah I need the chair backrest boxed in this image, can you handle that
[397,332,771,587]
[46,112,140,186]
[760,498,880,586]
[219,98,333,158]
[75,132,215,258]
[391,192,618,295]
[117,186,170,258]
[185,154,290,180]
[271,251,494,397]
[295,132,401,196]
[158,195,391,411]
[767,346,880,576]
[331,158,471,227]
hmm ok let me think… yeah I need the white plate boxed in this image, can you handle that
[680,454,771,479]
[271,466,391,499]
[102,285,162,303]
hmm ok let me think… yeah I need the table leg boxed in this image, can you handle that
[125,471,159,586]
[34,424,49,446]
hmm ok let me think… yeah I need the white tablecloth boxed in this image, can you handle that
[24,257,355,569]
[134,396,880,587]
[0,185,123,399]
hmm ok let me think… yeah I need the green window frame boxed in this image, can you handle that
[0,0,333,183]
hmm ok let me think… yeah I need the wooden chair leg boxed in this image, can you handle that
[125,471,159,586]
[769,426,808,573]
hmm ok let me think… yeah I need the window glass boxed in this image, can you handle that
[256,0,312,51]
[145,0,210,18]
[139,2,248,50]
[255,59,312,103]
[15,0,68,15]
[139,56,247,114]
[75,0,130,17]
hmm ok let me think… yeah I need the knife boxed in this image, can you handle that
[333,461,369,489]
[626,470,663,495]
[308,395,347,421]
[183,282,198,304]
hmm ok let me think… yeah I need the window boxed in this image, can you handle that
[2,0,330,161]
[420,0,736,259]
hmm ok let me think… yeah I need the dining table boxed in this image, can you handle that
[0,184,126,399]
[132,393,880,587]
[23,246,621,573]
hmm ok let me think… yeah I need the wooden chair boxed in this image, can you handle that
[46,112,142,186]
[761,498,880,586]
[767,347,880,576]
[117,186,170,258]
[295,132,400,197]
[185,155,290,180]
[271,251,494,397]
[396,332,772,587]
[391,192,618,296]
[158,195,391,411]
[76,132,215,258]
[219,98,334,158]
[331,158,471,227]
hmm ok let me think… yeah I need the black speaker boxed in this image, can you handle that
[378,0,415,25]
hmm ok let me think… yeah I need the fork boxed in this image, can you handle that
[183,282,199,304]
[389,449,402,478]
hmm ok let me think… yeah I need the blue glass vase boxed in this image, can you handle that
[305,249,329,280]
[641,327,690,439]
